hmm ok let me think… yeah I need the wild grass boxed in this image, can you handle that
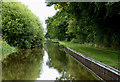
[53,40,120,70]
[0,40,17,60]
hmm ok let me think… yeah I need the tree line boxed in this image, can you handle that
[45,2,120,49]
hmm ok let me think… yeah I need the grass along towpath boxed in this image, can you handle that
[53,40,120,70]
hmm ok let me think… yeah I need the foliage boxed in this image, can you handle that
[45,10,69,41]
[0,39,17,60]
[45,2,120,49]
[2,2,44,48]
[71,38,80,43]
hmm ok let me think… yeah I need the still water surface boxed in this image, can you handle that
[2,42,97,80]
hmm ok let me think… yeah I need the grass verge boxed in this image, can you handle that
[53,40,120,70]
[0,40,18,60]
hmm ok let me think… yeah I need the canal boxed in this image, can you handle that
[2,42,98,80]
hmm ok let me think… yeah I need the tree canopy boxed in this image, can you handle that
[2,2,44,48]
[45,2,120,49]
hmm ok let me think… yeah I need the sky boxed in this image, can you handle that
[18,0,57,32]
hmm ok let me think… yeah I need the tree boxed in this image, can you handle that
[45,2,120,49]
[45,10,69,41]
[2,2,44,48]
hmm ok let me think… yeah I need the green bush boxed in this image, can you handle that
[2,2,44,48]
[111,33,120,49]
[71,38,79,43]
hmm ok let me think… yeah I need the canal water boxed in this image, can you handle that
[2,42,98,80]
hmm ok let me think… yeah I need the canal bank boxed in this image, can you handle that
[44,42,98,80]
[55,40,119,69]
[60,45,120,81]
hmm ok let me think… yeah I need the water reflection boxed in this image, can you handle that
[44,42,98,80]
[37,50,60,80]
[2,42,98,80]
[2,48,43,80]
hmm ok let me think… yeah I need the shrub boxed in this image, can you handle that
[71,38,79,43]
[2,2,44,48]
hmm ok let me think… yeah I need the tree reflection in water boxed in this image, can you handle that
[44,42,98,80]
[2,48,44,80]
[2,42,98,80]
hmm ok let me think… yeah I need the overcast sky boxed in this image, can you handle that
[19,0,57,32]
